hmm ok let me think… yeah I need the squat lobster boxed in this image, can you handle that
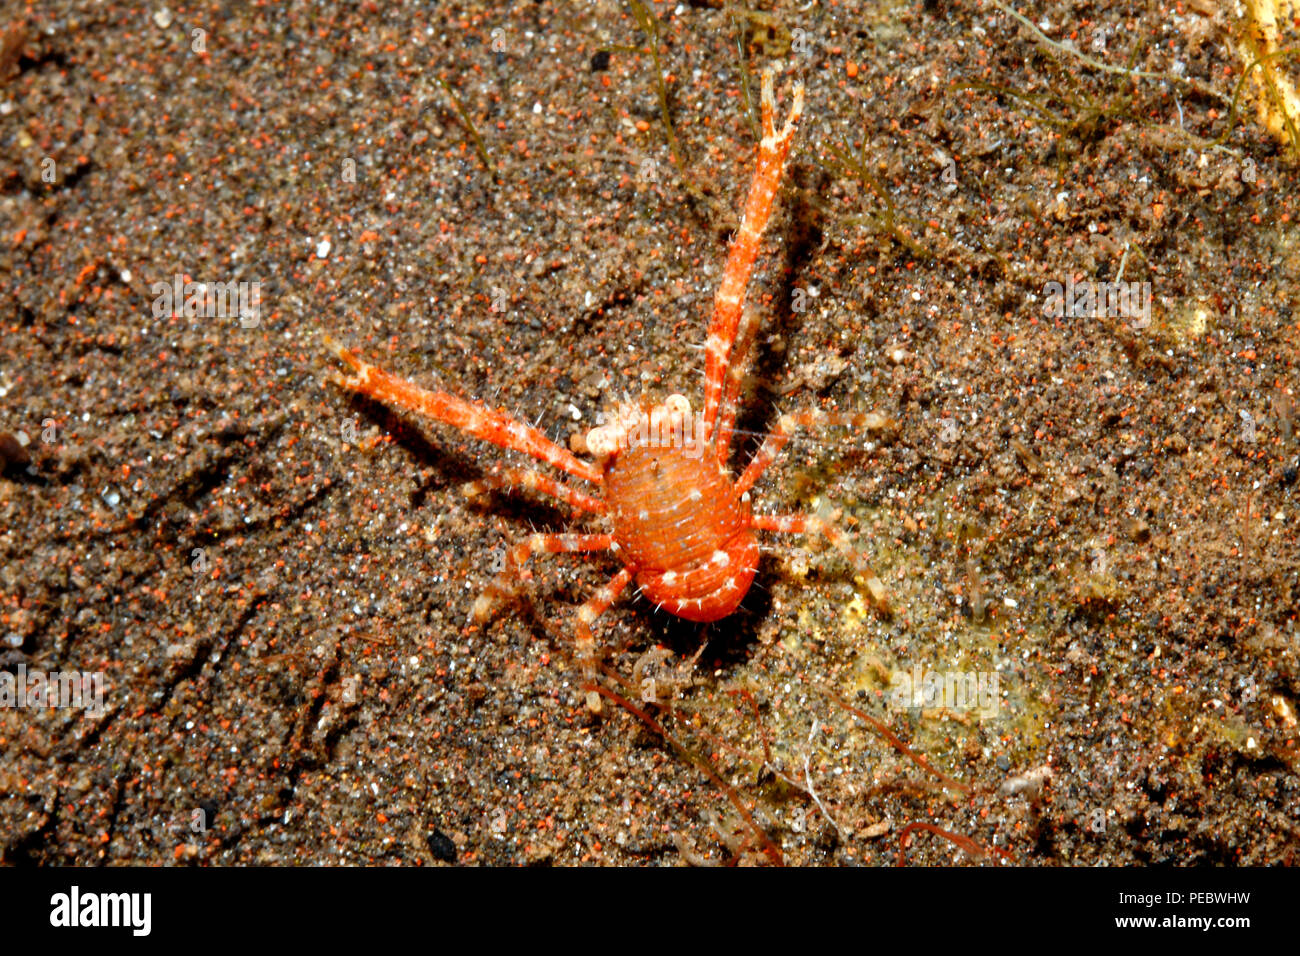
[324,70,890,710]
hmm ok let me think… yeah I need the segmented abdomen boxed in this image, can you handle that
[602,441,755,621]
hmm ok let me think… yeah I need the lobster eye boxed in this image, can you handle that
[664,394,692,416]
[585,425,624,459]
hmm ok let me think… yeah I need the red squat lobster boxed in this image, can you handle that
[324,70,891,710]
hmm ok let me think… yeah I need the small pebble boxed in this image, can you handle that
[427,828,457,862]
[0,432,30,466]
